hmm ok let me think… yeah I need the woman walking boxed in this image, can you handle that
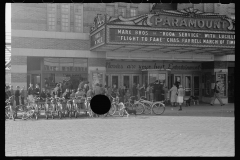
[177,85,185,111]
[169,84,178,107]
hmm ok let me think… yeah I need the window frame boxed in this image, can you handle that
[74,4,83,33]
[130,8,137,17]
[118,7,126,17]
[47,4,57,31]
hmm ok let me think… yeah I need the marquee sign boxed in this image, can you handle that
[90,8,235,50]
[106,26,234,48]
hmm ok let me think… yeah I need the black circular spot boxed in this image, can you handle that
[90,95,111,115]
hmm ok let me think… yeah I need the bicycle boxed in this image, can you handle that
[85,97,93,117]
[107,96,129,117]
[5,96,14,120]
[21,96,40,120]
[123,96,145,115]
[73,96,88,118]
[138,96,165,115]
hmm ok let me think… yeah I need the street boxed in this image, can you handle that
[5,104,234,157]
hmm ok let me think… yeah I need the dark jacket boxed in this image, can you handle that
[40,91,47,100]
[132,85,137,96]
[62,91,71,99]
[28,87,34,95]
[34,88,40,96]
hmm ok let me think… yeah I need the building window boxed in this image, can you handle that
[74,4,83,33]
[61,4,69,13]
[106,6,114,16]
[61,14,69,31]
[49,4,56,12]
[47,4,56,31]
[75,5,82,13]
[48,13,56,30]
[75,15,82,32]
[130,8,137,17]
[118,7,126,17]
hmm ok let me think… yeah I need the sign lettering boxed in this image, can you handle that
[109,28,235,47]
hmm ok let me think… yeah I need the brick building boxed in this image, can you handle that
[10,3,235,103]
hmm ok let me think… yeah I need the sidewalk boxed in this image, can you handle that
[157,102,235,117]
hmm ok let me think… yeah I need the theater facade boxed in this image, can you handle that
[90,8,235,104]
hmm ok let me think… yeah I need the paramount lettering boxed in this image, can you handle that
[154,17,227,30]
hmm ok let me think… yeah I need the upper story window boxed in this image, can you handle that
[61,4,70,32]
[106,6,114,17]
[47,4,56,31]
[74,4,83,32]
[75,15,82,32]
[118,7,126,17]
[130,8,137,17]
[75,5,82,13]
[61,14,69,31]
[61,4,70,13]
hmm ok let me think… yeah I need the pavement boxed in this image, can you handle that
[5,103,234,157]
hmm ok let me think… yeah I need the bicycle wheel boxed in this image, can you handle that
[108,104,116,116]
[133,103,144,115]
[143,103,151,115]
[152,103,165,115]
[124,102,133,110]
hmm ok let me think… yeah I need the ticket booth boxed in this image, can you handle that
[142,69,171,86]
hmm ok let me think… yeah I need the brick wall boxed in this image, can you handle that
[11,73,27,83]
[11,56,27,65]
[12,37,90,50]
[12,3,47,31]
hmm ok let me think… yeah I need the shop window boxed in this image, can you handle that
[59,58,73,71]
[27,57,42,71]
[216,73,227,97]
[44,58,60,71]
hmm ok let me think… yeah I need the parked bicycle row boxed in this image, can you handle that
[5,94,165,121]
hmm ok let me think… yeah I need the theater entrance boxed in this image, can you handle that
[142,69,170,87]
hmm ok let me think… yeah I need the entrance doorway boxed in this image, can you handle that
[111,75,120,88]
[122,74,131,89]
[132,74,140,86]
[184,75,192,96]
[193,75,200,97]
[27,74,41,89]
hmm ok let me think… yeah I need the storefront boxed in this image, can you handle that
[90,8,235,103]
[27,57,88,91]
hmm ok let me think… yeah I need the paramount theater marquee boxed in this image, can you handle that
[90,8,235,53]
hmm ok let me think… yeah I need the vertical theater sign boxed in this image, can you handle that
[90,7,235,50]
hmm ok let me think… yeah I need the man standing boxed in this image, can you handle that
[132,83,137,100]
[93,83,102,95]
[153,80,160,101]
[210,81,225,106]
[28,83,34,103]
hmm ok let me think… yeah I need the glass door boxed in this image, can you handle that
[174,74,182,87]
[122,74,130,90]
[31,74,41,89]
[149,72,158,85]
[111,75,120,88]
[193,75,200,97]
[184,75,192,96]
[132,74,141,86]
